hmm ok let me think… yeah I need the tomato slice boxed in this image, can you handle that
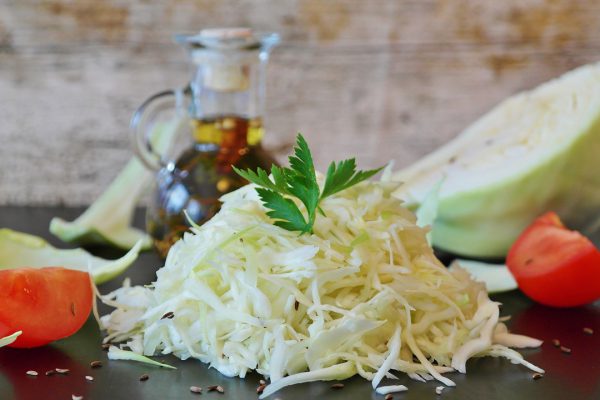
[507,212,600,307]
[0,267,93,348]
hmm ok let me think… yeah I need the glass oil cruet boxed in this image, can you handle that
[131,28,280,257]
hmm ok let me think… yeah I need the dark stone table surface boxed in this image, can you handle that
[1,207,599,400]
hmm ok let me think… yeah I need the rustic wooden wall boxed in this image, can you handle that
[1,0,599,205]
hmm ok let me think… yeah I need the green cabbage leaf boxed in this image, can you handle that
[50,119,182,250]
[0,229,142,284]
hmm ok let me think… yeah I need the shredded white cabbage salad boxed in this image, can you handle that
[101,178,542,397]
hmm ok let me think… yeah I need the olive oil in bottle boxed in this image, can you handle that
[146,115,277,258]
[131,28,280,257]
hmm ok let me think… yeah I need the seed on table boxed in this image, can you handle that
[90,360,102,368]
[190,386,202,394]
[560,346,572,354]
[583,327,594,335]
[208,385,224,393]
[331,383,344,389]
[85,375,94,382]
[259,379,266,385]
[72,395,83,400]
[435,386,444,395]
[385,394,394,400]
[532,373,543,380]
[551,339,560,347]
[257,384,266,394]
[26,370,38,377]
[139,374,149,381]
[55,368,70,374]
[45,370,56,376]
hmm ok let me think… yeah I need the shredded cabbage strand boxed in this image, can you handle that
[101,179,542,397]
[0,331,22,348]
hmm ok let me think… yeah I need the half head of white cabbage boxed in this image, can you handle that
[393,62,600,258]
[101,179,542,397]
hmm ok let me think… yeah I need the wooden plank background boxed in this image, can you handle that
[1,0,599,205]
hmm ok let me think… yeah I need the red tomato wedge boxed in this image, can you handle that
[0,267,93,348]
[507,212,600,307]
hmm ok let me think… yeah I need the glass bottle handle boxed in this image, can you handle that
[130,88,188,171]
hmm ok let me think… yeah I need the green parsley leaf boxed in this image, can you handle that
[270,166,290,194]
[321,159,384,199]
[288,135,317,183]
[256,188,311,233]
[232,166,280,192]
[234,133,383,233]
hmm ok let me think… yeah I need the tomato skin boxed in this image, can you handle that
[507,212,600,307]
[0,267,93,348]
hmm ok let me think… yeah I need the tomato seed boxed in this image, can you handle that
[85,376,94,382]
[583,327,594,335]
[552,339,560,347]
[331,383,344,389]
[190,386,202,394]
[72,395,83,400]
[257,384,266,394]
[55,368,70,375]
[90,361,102,368]
[259,379,266,385]
[436,386,444,395]
[385,394,394,400]
[45,370,56,376]
[26,370,38,377]
[139,374,149,381]
[532,373,543,380]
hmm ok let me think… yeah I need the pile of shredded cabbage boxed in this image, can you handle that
[101,179,543,397]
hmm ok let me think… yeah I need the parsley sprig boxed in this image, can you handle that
[233,134,383,233]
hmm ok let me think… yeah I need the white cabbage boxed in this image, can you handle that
[107,345,176,369]
[394,62,600,258]
[450,259,517,294]
[50,119,183,250]
[0,229,142,284]
[102,179,541,396]
[0,331,22,348]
